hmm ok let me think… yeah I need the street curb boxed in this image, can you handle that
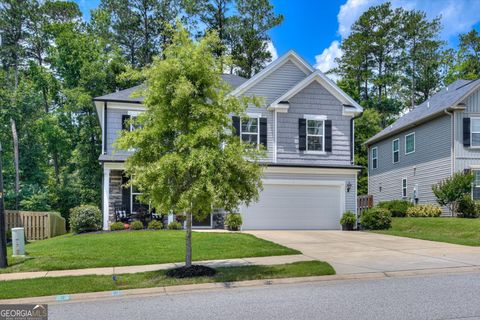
[2,265,480,305]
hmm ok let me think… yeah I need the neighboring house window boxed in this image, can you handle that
[405,132,415,154]
[473,171,480,200]
[471,118,480,147]
[131,185,147,214]
[305,116,325,152]
[392,139,399,163]
[402,178,407,198]
[372,147,378,169]
[240,116,260,146]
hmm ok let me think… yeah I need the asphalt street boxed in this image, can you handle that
[49,272,480,320]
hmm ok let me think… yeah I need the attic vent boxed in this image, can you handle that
[427,101,430,108]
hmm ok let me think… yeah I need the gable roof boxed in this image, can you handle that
[366,78,480,145]
[268,70,363,112]
[229,50,315,97]
[93,74,248,103]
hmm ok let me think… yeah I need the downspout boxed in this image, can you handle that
[350,112,363,164]
[444,109,454,175]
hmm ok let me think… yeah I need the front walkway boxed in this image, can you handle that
[0,254,312,281]
[247,230,480,274]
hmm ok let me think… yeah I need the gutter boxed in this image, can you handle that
[444,104,466,174]
[350,112,363,164]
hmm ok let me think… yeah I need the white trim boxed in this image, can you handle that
[230,50,314,97]
[104,103,146,111]
[264,166,361,175]
[268,71,363,113]
[240,115,260,146]
[305,116,325,152]
[402,177,408,198]
[262,178,345,186]
[304,151,326,155]
[392,138,399,164]
[103,162,126,170]
[246,112,262,118]
[131,184,142,214]
[192,214,213,229]
[371,147,378,169]
[274,110,278,163]
[128,110,142,116]
[470,117,480,148]
[102,168,111,230]
[304,114,327,120]
[101,105,105,154]
[405,132,415,155]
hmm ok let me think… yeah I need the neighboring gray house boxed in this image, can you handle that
[366,79,480,214]
[94,50,363,230]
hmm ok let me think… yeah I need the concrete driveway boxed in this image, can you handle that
[247,231,480,274]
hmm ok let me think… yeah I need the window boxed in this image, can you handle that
[402,178,407,198]
[240,117,259,145]
[306,119,325,152]
[392,139,399,163]
[473,171,480,200]
[405,132,415,154]
[471,118,480,147]
[131,185,148,214]
[372,147,378,169]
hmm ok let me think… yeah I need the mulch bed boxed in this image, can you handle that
[166,265,216,278]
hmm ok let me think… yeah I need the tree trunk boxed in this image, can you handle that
[0,142,8,268]
[11,119,20,210]
[185,212,192,267]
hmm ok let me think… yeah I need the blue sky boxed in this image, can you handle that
[76,0,480,71]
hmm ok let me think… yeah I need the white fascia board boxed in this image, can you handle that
[103,162,126,170]
[229,50,314,97]
[107,102,146,110]
[269,71,363,113]
[264,166,360,175]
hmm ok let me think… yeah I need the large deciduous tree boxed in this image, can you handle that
[116,26,263,267]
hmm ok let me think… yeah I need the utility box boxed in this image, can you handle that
[12,227,25,257]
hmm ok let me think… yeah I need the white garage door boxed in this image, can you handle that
[242,183,343,230]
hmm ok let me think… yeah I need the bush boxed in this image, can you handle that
[6,229,12,242]
[148,220,163,230]
[340,211,356,230]
[168,221,182,230]
[377,200,413,217]
[406,204,442,217]
[110,222,126,231]
[130,220,144,230]
[432,172,474,215]
[225,213,242,231]
[69,205,102,233]
[360,208,392,230]
[457,194,479,218]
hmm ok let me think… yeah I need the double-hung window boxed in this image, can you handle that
[473,170,480,200]
[240,116,259,146]
[402,178,408,198]
[471,118,480,147]
[405,132,415,154]
[305,116,325,152]
[131,184,148,214]
[372,147,378,169]
[392,139,399,163]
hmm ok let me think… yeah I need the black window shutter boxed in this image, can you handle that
[122,115,131,131]
[121,174,131,214]
[232,116,240,136]
[299,119,306,151]
[464,168,472,174]
[259,117,267,147]
[325,120,332,152]
[463,117,471,147]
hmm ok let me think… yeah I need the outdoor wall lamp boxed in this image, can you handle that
[346,181,352,192]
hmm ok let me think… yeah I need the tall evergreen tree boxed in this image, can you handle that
[446,29,480,83]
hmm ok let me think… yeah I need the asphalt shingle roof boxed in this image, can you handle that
[366,79,480,145]
[93,74,248,103]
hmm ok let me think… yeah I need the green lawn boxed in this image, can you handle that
[5,231,299,273]
[374,217,480,246]
[0,261,334,299]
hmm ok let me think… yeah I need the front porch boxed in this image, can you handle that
[102,163,224,230]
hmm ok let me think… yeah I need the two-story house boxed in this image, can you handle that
[366,79,480,214]
[94,50,363,230]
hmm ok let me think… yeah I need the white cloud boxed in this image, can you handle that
[314,41,343,81]
[266,40,278,63]
[315,0,480,76]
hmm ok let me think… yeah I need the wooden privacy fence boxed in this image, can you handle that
[5,211,66,241]
[357,195,373,215]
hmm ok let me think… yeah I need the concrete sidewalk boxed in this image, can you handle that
[0,254,313,281]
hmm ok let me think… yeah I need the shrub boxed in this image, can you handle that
[225,213,242,231]
[130,220,144,230]
[6,229,12,242]
[69,205,102,233]
[110,222,125,231]
[406,204,442,217]
[360,208,392,230]
[148,220,163,230]
[432,172,474,215]
[377,200,413,217]
[168,221,182,230]
[340,211,357,228]
[457,194,479,218]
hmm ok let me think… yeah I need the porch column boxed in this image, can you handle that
[103,168,110,230]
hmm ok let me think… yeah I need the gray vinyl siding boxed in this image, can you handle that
[368,115,452,209]
[455,88,480,171]
[276,81,351,165]
[264,171,357,213]
[106,108,131,155]
[243,60,310,162]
